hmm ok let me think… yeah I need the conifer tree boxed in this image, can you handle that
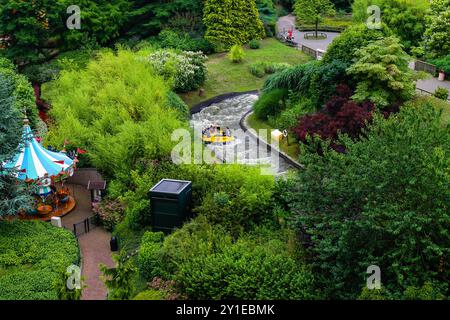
[0,73,32,216]
[203,0,265,49]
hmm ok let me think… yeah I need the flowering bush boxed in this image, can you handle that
[92,199,126,231]
[147,50,207,92]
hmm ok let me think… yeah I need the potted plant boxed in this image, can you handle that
[431,54,450,81]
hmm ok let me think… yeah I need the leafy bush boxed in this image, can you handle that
[263,60,352,110]
[147,50,208,92]
[228,44,245,63]
[249,63,266,78]
[133,289,166,300]
[44,49,187,211]
[431,54,450,75]
[138,232,166,280]
[253,89,288,120]
[249,61,291,78]
[157,29,215,54]
[352,0,429,52]
[322,23,392,66]
[434,87,449,101]
[0,221,79,300]
[92,199,126,231]
[0,57,40,130]
[284,103,450,299]
[347,37,416,108]
[175,232,318,299]
[249,39,261,49]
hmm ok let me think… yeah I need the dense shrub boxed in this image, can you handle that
[250,63,266,78]
[434,87,449,100]
[157,30,215,54]
[133,289,166,300]
[0,57,41,130]
[431,54,450,75]
[92,199,126,231]
[137,216,317,300]
[44,49,187,203]
[147,50,208,92]
[322,23,392,66]
[284,104,450,299]
[347,37,416,108]
[263,60,351,109]
[203,0,265,49]
[249,61,291,78]
[352,0,429,52]
[175,231,318,299]
[0,221,79,300]
[249,39,261,49]
[138,232,166,280]
[228,44,244,63]
[253,89,288,120]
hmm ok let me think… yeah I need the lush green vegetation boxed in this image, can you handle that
[0,72,33,216]
[180,38,311,106]
[2,0,449,302]
[294,0,336,37]
[0,221,79,300]
[203,0,265,50]
[283,105,450,299]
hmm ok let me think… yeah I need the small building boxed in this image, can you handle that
[149,179,192,234]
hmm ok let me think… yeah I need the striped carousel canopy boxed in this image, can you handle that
[3,122,74,181]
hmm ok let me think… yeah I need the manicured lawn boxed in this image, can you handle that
[247,113,300,161]
[180,38,311,107]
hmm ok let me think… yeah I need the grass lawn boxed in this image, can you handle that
[247,113,300,161]
[179,38,311,107]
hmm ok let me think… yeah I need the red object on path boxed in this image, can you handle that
[288,29,293,39]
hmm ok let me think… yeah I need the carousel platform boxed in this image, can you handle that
[18,196,76,222]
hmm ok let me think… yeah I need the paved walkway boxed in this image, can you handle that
[62,184,115,300]
[277,14,340,51]
[277,15,450,100]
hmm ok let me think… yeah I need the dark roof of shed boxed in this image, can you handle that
[150,179,191,195]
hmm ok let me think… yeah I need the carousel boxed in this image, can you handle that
[3,118,77,220]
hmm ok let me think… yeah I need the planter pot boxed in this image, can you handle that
[438,71,445,81]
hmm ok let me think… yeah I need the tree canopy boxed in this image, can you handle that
[284,103,450,299]
[294,0,335,37]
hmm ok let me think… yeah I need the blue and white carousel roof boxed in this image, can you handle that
[3,123,74,181]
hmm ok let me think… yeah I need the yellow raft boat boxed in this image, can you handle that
[202,127,235,144]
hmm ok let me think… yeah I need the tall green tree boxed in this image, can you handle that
[285,103,450,299]
[423,0,450,59]
[203,0,265,49]
[0,74,33,216]
[347,36,416,107]
[293,0,335,38]
[352,0,430,53]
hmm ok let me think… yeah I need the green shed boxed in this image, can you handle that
[149,179,192,234]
